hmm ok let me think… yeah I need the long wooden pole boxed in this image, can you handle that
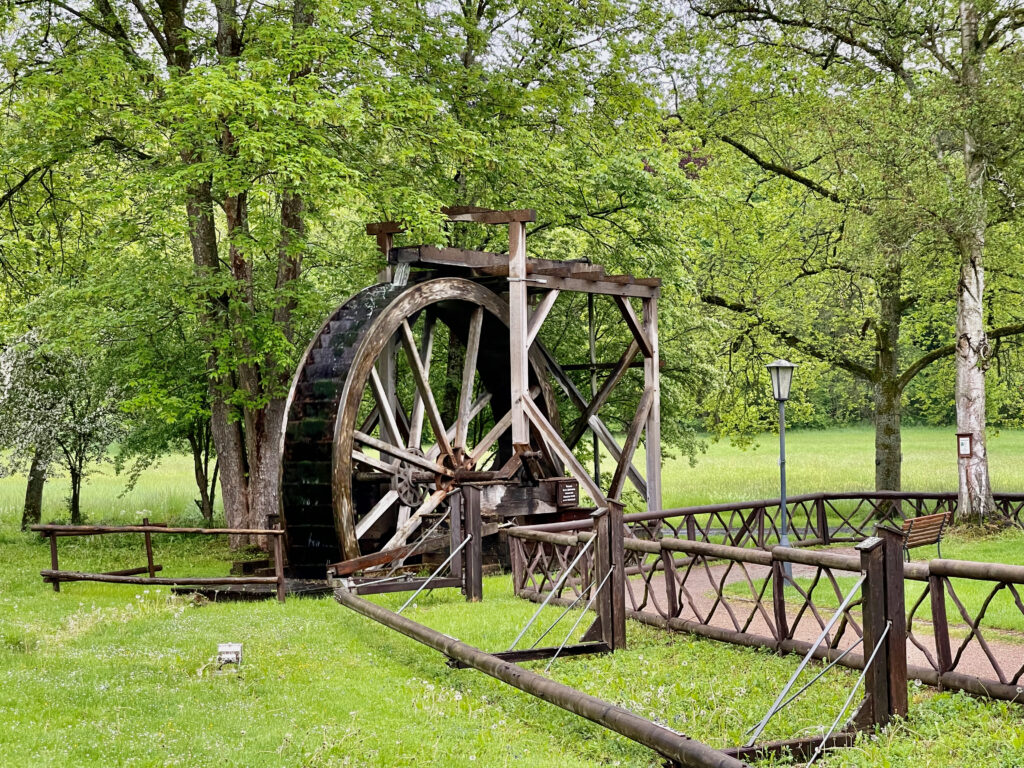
[333,588,748,768]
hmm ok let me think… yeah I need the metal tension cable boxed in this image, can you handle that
[807,620,892,767]
[745,573,867,746]
[507,534,597,651]
[396,534,472,615]
[544,565,615,673]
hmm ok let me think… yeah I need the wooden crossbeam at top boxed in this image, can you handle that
[366,207,535,236]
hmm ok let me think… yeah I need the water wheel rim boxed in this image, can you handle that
[332,277,558,561]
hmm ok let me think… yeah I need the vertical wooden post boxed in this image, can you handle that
[660,547,680,618]
[142,517,156,578]
[273,529,286,603]
[607,500,627,650]
[588,293,601,486]
[508,222,529,448]
[449,492,463,585]
[642,297,662,514]
[510,536,525,596]
[771,559,789,651]
[593,508,613,647]
[463,486,483,602]
[816,496,830,545]
[857,536,890,726]
[876,524,908,717]
[929,574,953,680]
[685,514,696,542]
[49,532,60,592]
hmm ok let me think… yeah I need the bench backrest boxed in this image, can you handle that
[901,511,952,548]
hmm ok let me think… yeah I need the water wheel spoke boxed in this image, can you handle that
[454,307,483,449]
[369,366,403,446]
[426,392,492,462]
[383,488,450,550]
[399,320,453,459]
[356,489,400,539]
[469,407,513,465]
[407,314,436,450]
[354,430,454,477]
[352,450,399,475]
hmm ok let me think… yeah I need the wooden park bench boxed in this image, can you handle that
[900,511,952,561]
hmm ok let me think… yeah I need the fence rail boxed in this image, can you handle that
[509,493,1024,705]
[530,490,1024,547]
[31,521,288,602]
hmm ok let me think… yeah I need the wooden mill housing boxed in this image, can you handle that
[277,207,663,580]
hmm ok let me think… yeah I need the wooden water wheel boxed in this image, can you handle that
[279,207,663,582]
[278,277,559,576]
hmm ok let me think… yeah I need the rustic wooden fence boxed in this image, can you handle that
[531,490,1024,548]
[31,522,288,602]
[509,493,1024,705]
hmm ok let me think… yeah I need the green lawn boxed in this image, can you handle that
[659,425,1024,508]
[2,428,1024,766]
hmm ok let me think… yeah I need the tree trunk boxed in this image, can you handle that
[212,396,250,543]
[874,259,904,491]
[21,448,47,530]
[69,466,82,525]
[241,398,287,547]
[874,380,902,492]
[187,420,217,523]
[955,1,995,524]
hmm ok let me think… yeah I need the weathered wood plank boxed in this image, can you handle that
[609,388,653,501]
[613,296,654,358]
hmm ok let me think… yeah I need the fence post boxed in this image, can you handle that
[876,524,908,718]
[510,536,525,595]
[660,547,680,617]
[49,532,60,592]
[463,485,483,602]
[771,559,789,653]
[449,492,464,588]
[607,500,627,650]
[685,513,696,542]
[816,496,830,545]
[142,517,156,578]
[929,574,953,682]
[594,508,613,645]
[273,528,286,603]
[857,536,890,727]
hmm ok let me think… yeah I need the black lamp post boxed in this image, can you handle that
[767,360,797,575]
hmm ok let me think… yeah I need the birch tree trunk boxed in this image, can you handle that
[955,1,995,523]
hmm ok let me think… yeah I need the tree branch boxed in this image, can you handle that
[897,322,1024,390]
[701,292,876,380]
[719,134,845,204]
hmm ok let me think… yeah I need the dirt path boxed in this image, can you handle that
[629,553,1024,684]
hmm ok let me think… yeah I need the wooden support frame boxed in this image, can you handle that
[34,524,288,603]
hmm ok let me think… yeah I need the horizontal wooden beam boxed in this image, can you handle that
[327,534,450,576]
[32,524,282,536]
[389,246,657,295]
[41,570,278,586]
[446,642,611,668]
[366,221,404,235]
[441,206,536,223]
[721,732,857,762]
[344,576,464,595]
